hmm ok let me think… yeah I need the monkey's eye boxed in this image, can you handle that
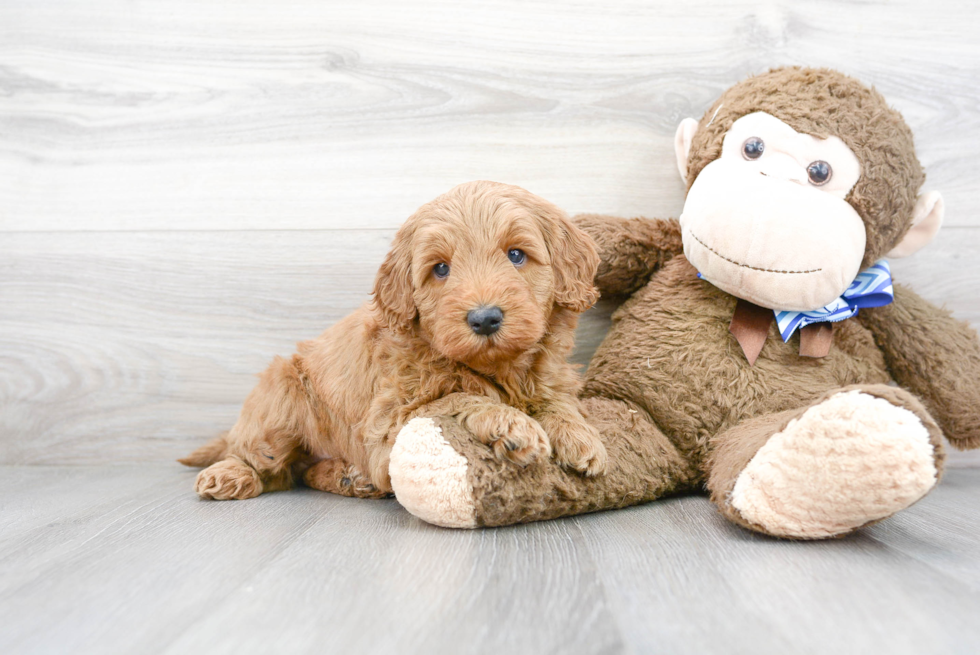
[741,137,765,160]
[807,160,832,186]
[433,262,450,278]
[507,248,526,266]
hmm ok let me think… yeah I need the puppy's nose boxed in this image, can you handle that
[467,306,503,336]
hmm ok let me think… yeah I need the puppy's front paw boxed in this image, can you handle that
[543,415,608,476]
[463,406,551,467]
[195,457,262,500]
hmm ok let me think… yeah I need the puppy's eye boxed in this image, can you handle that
[807,160,832,186]
[742,137,765,160]
[507,249,526,266]
[433,262,450,278]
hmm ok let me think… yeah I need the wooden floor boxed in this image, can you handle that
[0,466,978,655]
[4,1,980,653]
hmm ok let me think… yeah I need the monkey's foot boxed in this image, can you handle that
[389,418,478,528]
[729,390,940,539]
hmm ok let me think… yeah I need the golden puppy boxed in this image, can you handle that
[179,180,606,500]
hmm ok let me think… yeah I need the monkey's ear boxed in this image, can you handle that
[674,118,699,183]
[887,191,944,258]
[371,223,418,331]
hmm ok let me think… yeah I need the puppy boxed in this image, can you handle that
[179,180,607,500]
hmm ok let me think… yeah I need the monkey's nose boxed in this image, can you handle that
[467,306,503,336]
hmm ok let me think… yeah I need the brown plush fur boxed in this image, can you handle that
[857,286,980,450]
[434,396,700,527]
[409,68,980,536]
[180,180,605,499]
[574,214,683,297]
[586,254,893,465]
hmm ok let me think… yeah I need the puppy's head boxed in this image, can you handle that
[371,181,599,367]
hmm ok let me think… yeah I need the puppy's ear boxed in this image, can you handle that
[371,220,418,331]
[539,206,600,313]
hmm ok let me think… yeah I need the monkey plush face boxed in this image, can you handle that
[674,67,945,312]
[680,112,865,311]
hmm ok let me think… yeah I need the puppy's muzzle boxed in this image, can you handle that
[467,306,503,336]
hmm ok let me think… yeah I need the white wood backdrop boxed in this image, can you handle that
[2,0,979,466]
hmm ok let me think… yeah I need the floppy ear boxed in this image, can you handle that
[543,210,600,313]
[371,221,418,332]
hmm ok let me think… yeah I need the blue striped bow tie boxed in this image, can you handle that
[773,260,894,341]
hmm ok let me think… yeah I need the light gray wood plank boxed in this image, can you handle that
[0,466,330,655]
[0,466,180,549]
[0,465,624,655]
[865,471,980,592]
[574,470,980,655]
[161,500,624,655]
[1,0,978,232]
[0,230,388,464]
[1,465,978,655]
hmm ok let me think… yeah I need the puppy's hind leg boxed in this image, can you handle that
[303,459,391,499]
[194,355,320,500]
[195,456,263,500]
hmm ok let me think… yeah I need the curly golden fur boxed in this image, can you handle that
[179,180,606,499]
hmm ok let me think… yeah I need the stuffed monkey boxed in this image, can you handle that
[387,68,980,539]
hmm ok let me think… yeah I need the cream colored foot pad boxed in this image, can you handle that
[390,418,478,528]
[731,391,937,539]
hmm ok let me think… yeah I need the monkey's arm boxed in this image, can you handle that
[573,214,684,296]
[858,284,980,450]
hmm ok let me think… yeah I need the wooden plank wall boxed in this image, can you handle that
[2,0,979,466]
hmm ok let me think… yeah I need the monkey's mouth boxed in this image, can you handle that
[689,231,822,275]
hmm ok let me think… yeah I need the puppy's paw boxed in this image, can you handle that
[195,457,262,500]
[544,416,608,476]
[463,405,551,467]
[303,458,390,498]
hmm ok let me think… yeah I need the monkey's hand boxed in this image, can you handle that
[572,215,684,296]
[858,284,980,450]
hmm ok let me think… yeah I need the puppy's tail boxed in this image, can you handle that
[178,433,229,468]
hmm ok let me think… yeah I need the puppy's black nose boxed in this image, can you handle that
[467,306,503,336]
